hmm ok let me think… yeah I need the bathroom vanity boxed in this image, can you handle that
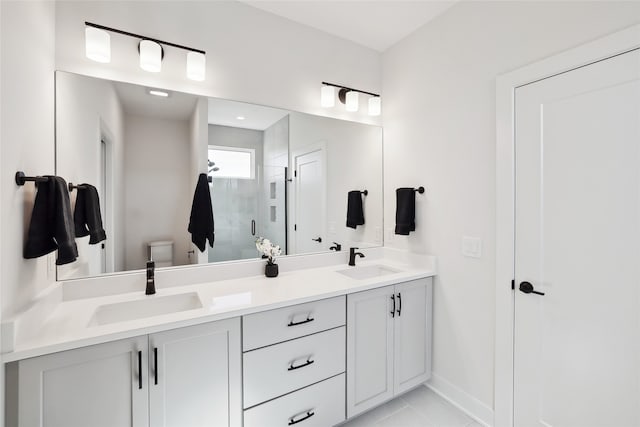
[3,249,435,427]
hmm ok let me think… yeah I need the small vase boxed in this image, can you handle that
[265,262,279,278]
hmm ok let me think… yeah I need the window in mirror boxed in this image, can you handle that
[208,146,255,180]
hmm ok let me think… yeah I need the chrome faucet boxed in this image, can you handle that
[146,260,156,295]
[348,247,365,266]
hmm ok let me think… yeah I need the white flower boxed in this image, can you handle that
[255,236,282,263]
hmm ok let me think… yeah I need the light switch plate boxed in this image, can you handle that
[462,236,482,258]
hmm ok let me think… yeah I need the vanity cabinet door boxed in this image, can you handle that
[148,318,242,427]
[346,285,395,418]
[18,336,149,427]
[393,278,433,395]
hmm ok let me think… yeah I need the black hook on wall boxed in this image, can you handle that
[414,186,425,194]
[68,183,88,192]
[15,171,49,186]
[360,190,368,196]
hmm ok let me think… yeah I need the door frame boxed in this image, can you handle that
[494,24,640,427]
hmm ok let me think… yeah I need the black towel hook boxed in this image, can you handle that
[15,171,49,186]
[68,183,88,192]
[414,186,425,194]
[360,190,368,196]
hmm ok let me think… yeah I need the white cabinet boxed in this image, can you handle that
[18,336,149,427]
[242,297,346,426]
[16,318,241,427]
[149,318,241,427]
[346,278,432,418]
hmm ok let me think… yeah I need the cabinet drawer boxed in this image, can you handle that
[243,326,345,408]
[244,374,345,427]
[243,296,345,351]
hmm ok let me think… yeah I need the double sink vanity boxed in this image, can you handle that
[3,248,435,427]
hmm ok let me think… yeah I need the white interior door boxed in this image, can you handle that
[293,146,326,253]
[514,49,640,426]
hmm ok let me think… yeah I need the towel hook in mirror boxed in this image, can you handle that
[360,190,368,196]
[414,186,425,194]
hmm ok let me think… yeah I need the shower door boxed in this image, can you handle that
[208,177,260,263]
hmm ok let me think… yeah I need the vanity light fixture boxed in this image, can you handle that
[320,82,381,116]
[368,96,381,116]
[139,40,163,73]
[320,85,335,108]
[345,91,359,112]
[84,22,206,81]
[85,26,111,63]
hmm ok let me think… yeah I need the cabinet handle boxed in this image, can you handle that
[137,350,142,390]
[288,357,315,371]
[397,292,402,317]
[154,347,158,385]
[289,410,315,425]
[288,316,314,327]
[390,294,395,318]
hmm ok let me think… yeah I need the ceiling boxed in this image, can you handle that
[114,82,198,120]
[208,98,290,131]
[241,1,458,52]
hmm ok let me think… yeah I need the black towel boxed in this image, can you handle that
[346,190,365,229]
[24,176,78,265]
[188,173,215,252]
[74,184,106,244]
[395,188,416,235]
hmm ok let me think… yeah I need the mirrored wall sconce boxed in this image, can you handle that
[84,22,206,81]
[320,82,381,116]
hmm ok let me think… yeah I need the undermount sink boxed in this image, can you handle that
[337,264,401,280]
[89,292,203,327]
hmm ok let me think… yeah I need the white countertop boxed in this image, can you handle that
[2,249,436,363]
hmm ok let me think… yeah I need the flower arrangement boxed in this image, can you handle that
[255,237,282,265]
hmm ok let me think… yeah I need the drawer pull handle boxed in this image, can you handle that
[288,316,315,327]
[288,357,315,371]
[390,294,396,318]
[289,410,315,425]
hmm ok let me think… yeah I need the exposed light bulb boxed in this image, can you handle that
[186,51,206,81]
[85,27,111,63]
[320,85,335,108]
[345,91,359,112]
[139,40,162,72]
[368,96,381,116]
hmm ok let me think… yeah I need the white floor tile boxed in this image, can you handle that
[401,387,473,427]
[342,385,475,427]
[374,406,430,427]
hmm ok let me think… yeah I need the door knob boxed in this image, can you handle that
[312,237,322,243]
[519,281,545,296]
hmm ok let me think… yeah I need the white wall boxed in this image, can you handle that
[124,114,191,270]
[262,116,289,252]
[189,98,209,265]
[0,1,56,321]
[382,1,640,420]
[289,113,383,252]
[55,72,125,280]
[55,1,381,125]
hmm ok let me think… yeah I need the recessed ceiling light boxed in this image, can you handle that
[148,89,169,97]
[236,116,246,120]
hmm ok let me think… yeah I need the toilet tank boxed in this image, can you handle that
[147,241,174,267]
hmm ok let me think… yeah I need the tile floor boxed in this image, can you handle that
[341,385,482,427]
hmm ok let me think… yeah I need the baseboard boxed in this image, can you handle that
[426,373,494,427]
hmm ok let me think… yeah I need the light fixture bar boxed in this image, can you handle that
[85,21,205,55]
[321,81,379,98]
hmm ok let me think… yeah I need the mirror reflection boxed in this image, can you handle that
[55,72,383,280]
